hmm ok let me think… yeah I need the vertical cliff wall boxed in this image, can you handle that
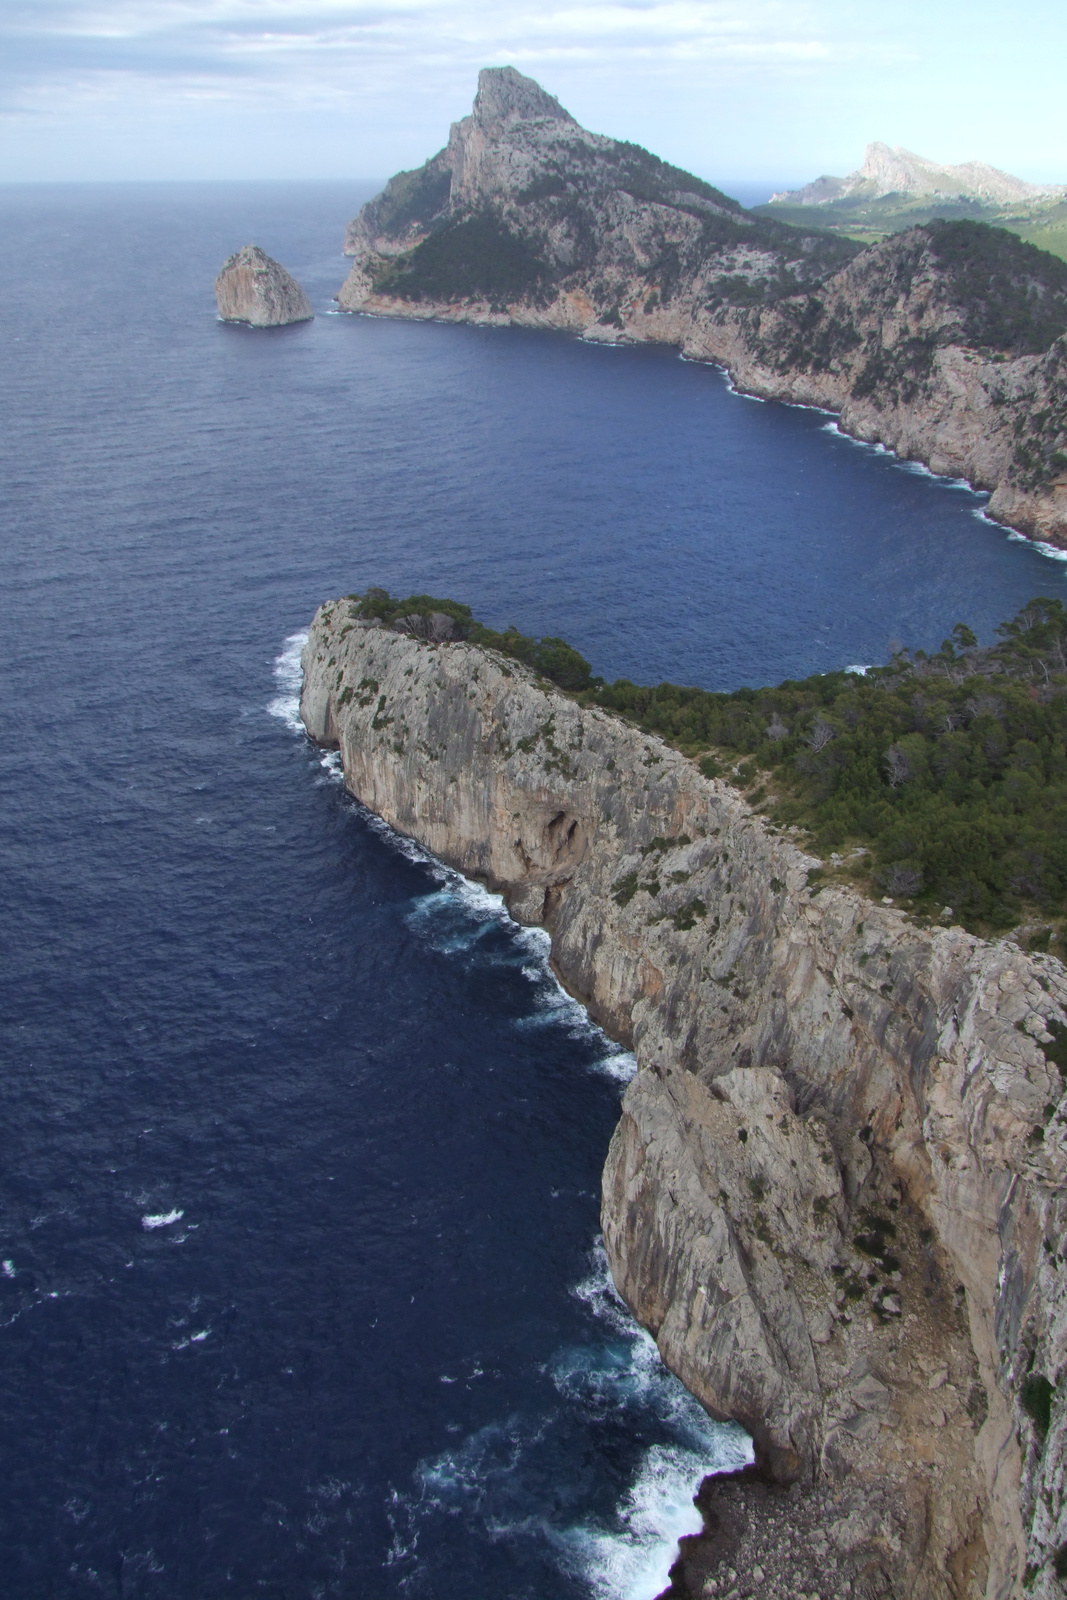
[301,602,1067,1599]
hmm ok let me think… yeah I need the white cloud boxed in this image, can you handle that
[1,0,1064,183]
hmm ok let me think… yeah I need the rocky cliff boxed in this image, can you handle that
[301,598,1067,1600]
[337,69,1067,549]
[215,244,313,327]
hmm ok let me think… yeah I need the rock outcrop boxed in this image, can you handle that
[301,601,1067,1600]
[215,244,313,327]
[337,69,1067,548]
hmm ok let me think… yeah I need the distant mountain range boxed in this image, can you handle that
[760,144,1067,263]
[771,142,1064,209]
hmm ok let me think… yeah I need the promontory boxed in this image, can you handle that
[301,590,1067,1600]
[337,67,1067,549]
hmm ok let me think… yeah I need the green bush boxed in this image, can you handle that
[374,211,549,303]
[1022,1373,1055,1438]
[581,597,1067,935]
[340,589,1067,938]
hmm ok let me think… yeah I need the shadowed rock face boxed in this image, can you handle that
[337,69,1067,549]
[214,244,313,327]
[301,604,1067,1600]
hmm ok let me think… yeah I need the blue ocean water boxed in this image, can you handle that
[1,181,1064,1600]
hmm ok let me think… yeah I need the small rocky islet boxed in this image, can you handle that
[214,243,312,326]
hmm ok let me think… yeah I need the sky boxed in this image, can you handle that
[2,0,1065,188]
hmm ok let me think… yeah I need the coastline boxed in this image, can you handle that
[299,603,1067,1598]
[334,295,1067,554]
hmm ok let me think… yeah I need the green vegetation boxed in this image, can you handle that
[373,211,549,305]
[366,157,453,239]
[585,599,1067,935]
[755,196,1067,267]
[923,220,1067,355]
[1022,1372,1055,1437]
[342,589,1067,939]
[346,589,594,691]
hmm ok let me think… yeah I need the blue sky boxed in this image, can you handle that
[2,0,1065,186]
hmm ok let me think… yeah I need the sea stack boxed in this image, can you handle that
[214,245,313,327]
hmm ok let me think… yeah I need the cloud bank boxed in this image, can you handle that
[2,0,1065,186]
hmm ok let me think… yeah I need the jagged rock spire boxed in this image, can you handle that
[471,66,576,128]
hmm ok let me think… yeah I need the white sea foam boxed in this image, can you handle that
[172,1328,210,1350]
[844,664,871,676]
[972,508,1067,564]
[1,1259,15,1278]
[558,1248,753,1599]
[720,369,765,402]
[567,1432,750,1600]
[268,630,309,732]
[396,1244,751,1599]
[142,1209,183,1230]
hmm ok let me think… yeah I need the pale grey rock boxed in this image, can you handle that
[215,244,313,327]
[300,607,1067,1598]
[336,71,1067,550]
[771,143,1065,208]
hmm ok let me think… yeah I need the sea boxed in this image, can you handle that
[1,179,1064,1600]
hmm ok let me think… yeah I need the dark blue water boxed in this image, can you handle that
[1,181,1064,1600]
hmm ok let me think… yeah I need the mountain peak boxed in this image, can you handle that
[772,144,1063,208]
[471,66,577,128]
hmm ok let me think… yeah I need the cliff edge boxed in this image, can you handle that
[338,69,1067,549]
[215,244,313,327]
[301,598,1067,1600]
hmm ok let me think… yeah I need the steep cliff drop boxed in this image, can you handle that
[337,67,1067,550]
[301,599,1067,1600]
[215,244,313,327]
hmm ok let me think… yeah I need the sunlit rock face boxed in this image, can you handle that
[338,68,1067,551]
[301,601,1067,1600]
[214,245,313,328]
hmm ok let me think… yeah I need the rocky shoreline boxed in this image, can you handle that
[336,68,1067,551]
[300,602,1067,1599]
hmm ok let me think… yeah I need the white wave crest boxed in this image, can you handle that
[268,630,309,732]
[551,1246,753,1597]
[142,1209,183,1230]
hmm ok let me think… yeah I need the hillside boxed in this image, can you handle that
[761,143,1067,260]
[340,67,857,317]
[337,68,1067,548]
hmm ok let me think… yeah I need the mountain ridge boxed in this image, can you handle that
[771,142,1065,209]
[337,68,1067,550]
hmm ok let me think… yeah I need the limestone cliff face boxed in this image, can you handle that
[301,602,1067,1600]
[215,244,313,327]
[337,70,1067,549]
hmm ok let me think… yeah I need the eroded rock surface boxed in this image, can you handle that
[215,244,313,327]
[301,605,1067,1599]
[337,68,1067,548]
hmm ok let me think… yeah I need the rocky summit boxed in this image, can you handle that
[215,244,313,327]
[771,144,1065,210]
[302,597,1067,1600]
[337,67,1067,549]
